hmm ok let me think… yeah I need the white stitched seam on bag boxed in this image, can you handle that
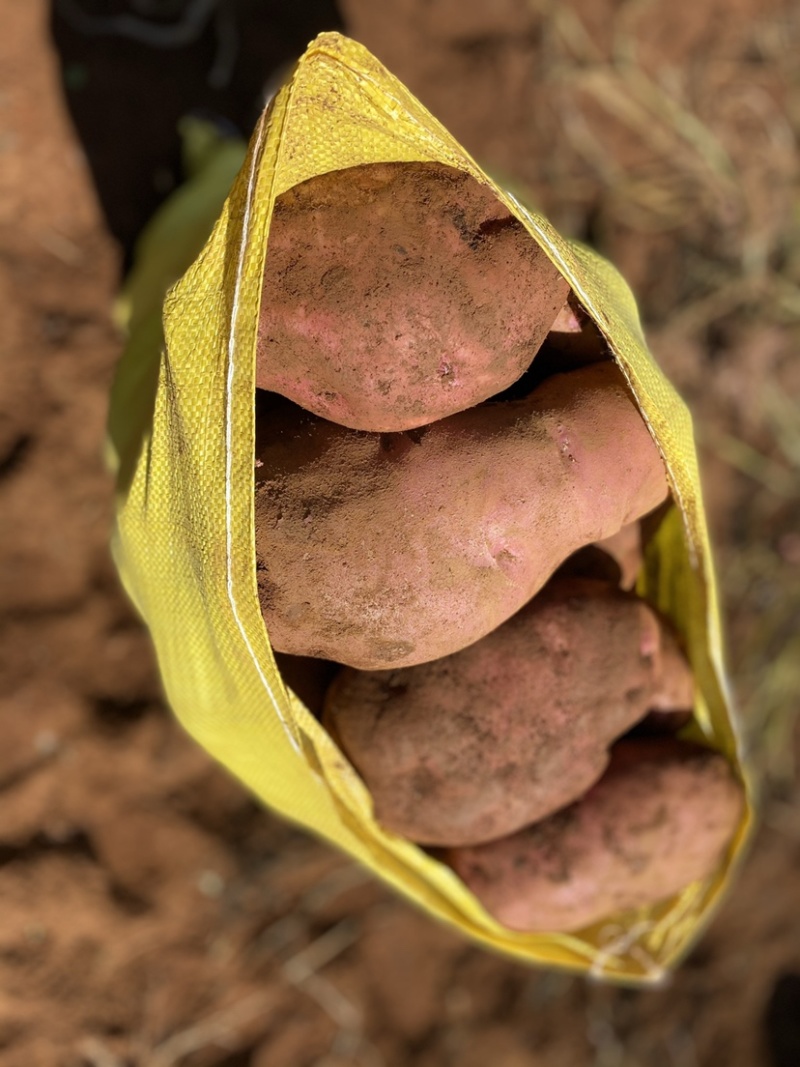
[225,111,301,754]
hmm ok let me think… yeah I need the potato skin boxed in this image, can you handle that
[442,738,744,933]
[257,162,569,431]
[324,578,694,846]
[255,361,669,670]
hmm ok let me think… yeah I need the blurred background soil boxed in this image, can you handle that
[1,1,800,1064]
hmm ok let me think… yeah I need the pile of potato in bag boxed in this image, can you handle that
[252,159,745,935]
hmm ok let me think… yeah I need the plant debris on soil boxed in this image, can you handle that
[1,1,800,1065]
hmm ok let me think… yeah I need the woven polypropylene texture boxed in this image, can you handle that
[109,32,753,982]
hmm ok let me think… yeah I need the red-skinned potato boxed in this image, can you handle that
[255,361,669,670]
[323,578,693,846]
[442,738,744,933]
[257,161,569,431]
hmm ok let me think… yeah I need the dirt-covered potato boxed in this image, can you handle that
[324,578,693,846]
[443,738,744,933]
[255,361,669,670]
[257,161,569,431]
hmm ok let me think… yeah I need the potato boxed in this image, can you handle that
[257,161,569,431]
[594,521,643,590]
[255,360,669,670]
[442,738,744,933]
[324,578,693,846]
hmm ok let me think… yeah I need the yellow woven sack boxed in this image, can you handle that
[108,32,753,982]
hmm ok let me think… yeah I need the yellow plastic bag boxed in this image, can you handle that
[108,32,753,982]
